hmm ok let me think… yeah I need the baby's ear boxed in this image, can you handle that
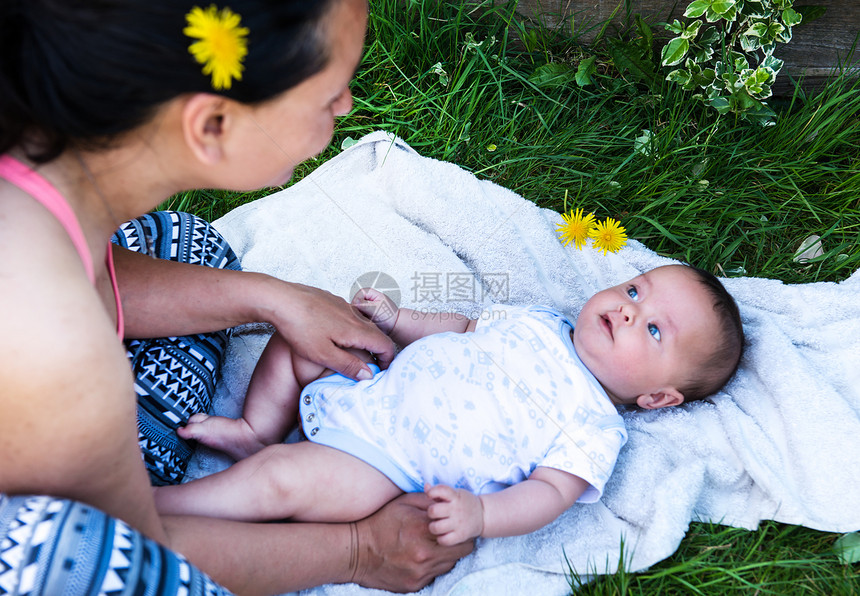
[636,388,684,410]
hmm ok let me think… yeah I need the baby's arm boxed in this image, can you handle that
[352,288,476,347]
[425,468,589,545]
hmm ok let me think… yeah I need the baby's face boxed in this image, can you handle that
[572,265,721,406]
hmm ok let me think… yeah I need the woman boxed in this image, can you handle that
[0,0,471,593]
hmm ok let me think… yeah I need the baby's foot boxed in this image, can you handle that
[178,414,266,461]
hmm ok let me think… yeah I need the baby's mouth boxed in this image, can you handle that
[601,314,613,339]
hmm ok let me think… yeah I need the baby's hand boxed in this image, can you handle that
[351,287,399,335]
[425,484,483,546]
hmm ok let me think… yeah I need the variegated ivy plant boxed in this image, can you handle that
[660,0,802,123]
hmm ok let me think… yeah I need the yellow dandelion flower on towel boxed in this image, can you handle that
[589,217,628,255]
[556,208,596,250]
[184,5,249,90]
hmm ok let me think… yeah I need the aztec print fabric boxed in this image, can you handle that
[112,211,241,486]
[0,495,232,595]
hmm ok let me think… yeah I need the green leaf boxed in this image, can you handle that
[692,45,716,62]
[775,23,793,44]
[782,7,803,27]
[666,68,693,87]
[834,532,860,564]
[741,0,768,18]
[760,41,777,56]
[740,35,761,52]
[761,54,784,73]
[711,0,736,15]
[699,25,721,45]
[709,96,732,113]
[575,56,598,86]
[661,37,689,67]
[634,129,656,157]
[721,3,739,21]
[694,67,716,87]
[664,19,686,35]
[609,38,657,85]
[703,0,738,21]
[430,62,449,86]
[745,22,769,37]
[796,5,826,25]
[744,68,773,96]
[750,67,773,85]
[684,0,711,19]
[736,88,763,110]
[528,63,575,88]
[683,20,703,40]
[684,58,703,75]
[767,22,786,40]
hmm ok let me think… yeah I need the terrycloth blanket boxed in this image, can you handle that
[191,131,860,596]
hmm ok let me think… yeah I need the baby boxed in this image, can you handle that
[155,264,743,545]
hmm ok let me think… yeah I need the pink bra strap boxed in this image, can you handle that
[0,155,96,283]
[1,155,124,339]
[106,244,125,339]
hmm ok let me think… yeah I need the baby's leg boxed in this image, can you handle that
[154,441,402,523]
[179,333,331,459]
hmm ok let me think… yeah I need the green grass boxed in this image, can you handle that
[173,1,860,592]
[572,521,859,595]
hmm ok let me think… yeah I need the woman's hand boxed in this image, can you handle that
[352,493,475,592]
[262,281,395,380]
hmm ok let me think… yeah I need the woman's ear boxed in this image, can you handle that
[180,93,231,165]
[636,388,684,410]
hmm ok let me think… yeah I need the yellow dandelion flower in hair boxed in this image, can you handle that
[589,217,628,255]
[556,208,596,250]
[184,5,249,90]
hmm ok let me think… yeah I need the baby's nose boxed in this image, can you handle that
[618,304,636,324]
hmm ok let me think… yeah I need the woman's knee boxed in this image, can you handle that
[111,211,241,271]
[0,494,233,594]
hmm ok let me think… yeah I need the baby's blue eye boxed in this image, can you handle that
[627,286,639,300]
[648,323,661,341]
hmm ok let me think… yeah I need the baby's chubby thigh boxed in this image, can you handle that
[253,440,402,523]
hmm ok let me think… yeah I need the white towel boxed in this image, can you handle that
[190,131,860,596]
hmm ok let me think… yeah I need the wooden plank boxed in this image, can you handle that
[508,0,859,92]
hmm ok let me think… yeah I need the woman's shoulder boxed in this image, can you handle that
[0,182,122,369]
[0,180,95,287]
[0,183,135,488]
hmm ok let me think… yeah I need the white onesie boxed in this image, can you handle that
[299,305,627,502]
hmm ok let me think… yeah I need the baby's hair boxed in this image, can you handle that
[0,0,336,162]
[680,265,745,401]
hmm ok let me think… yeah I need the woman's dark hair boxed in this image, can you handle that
[680,265,745,402]
[0,0,337,162]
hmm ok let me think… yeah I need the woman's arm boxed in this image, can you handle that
[1,227,171,542]
[113,246,395,378]
[425,467,589,545]
[166,493,473,595]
